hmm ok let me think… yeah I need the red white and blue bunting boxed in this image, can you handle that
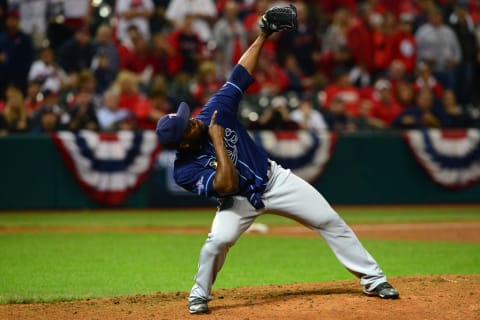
[52,130,160,205]
[403,129,480,188]
[251,130,337,183]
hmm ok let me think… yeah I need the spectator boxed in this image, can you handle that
[413,61,444,99]
[24,81,43,116]
[351,98,386,131]
[276,1,322,77]
[447,0,478,107]
[67,89,99,131]
[322,7,351,55]
[113,70,146,114]
[149,74,176,101]
[215,0,253,19]
[28,46,67,93]
[120,35,158,85]
[242,0,271,44]
[212,0,248,79]
[0,86,30,134]
[165,0,217,43]
[289,92,328,133]
[317,45,354,84]
[134,89,174,130]
[378,0,418,19]
[150,0,172,35]
[45,0,93,48]
[190,61,222,107]
[17,0,48,48]
[0,10,34,95]
[59,69,100,112]
[370,10,396,77]
[321,0,357,19]
[321,66,361,117]
[283,53,314,94]
[115,0,155,43]
[166,15,205,76]
[247,51,290,95]
[439,89,475,128]
[322,96,357,132]
[248,96,299,131]
[45,0,72,51]
[415,6,461,89]
[167,72,195,108]
[394,80,416,109]
[410,0,437,32]
[387,60,409,91]
[369,78,404,127]
[62,0,93,33]
[391,12,417,76]
[96,89,134,131]
[30,105,62,133]
[392,87,442,129]
[31,90,67,134]
[74,69,102,108]
[117,24,141,67]
[150,32,176,79]
[91,24,120,94]
[346,2,374,73]
[57,26,95,75]
[348,63,372,88]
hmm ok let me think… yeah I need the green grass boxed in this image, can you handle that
[0,207,479,304]
[0,206,479,227]
[0,232,478,304]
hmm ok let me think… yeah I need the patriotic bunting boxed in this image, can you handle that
[52,130,160,205]
[53,130,337,205]
[403,129,480,188]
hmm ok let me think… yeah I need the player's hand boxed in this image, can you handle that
[209,110,225,144]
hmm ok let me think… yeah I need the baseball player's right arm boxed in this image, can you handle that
[209,110,239,195]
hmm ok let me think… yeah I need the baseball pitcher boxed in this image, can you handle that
[155,4,399,314]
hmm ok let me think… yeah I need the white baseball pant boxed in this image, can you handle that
[189,160,387,302]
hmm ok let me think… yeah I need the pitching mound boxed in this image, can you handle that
[2,274,479,320]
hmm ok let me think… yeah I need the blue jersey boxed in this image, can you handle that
[173,65,269,209]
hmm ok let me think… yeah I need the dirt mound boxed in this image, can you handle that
[2,275,479,320]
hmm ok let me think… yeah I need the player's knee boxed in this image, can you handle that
[205,233,237,253]
[314,209,343,229]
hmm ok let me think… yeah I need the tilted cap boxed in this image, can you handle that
[155,102,191,147]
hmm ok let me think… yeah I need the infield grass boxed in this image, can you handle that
[0,207,479,304]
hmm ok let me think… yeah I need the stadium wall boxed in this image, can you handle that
[0,133,478,210]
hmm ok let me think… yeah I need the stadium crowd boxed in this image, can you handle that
[0,0,480,135]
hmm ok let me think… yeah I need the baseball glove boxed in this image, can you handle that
[259,4,298,35]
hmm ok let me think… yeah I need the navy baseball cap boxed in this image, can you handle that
[155,102,191,147]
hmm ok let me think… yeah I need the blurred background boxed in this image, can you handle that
[0,0,479,209]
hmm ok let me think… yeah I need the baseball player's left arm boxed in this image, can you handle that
[238,4,297,75]
[209,110,238,195]
[237,32,270,76]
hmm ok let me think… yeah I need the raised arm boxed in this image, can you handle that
[237,32,270,76]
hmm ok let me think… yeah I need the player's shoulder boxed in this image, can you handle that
[174,153,211,172]
[173,154,215,184]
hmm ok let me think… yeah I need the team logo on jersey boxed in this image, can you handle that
[224,128,238,164]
